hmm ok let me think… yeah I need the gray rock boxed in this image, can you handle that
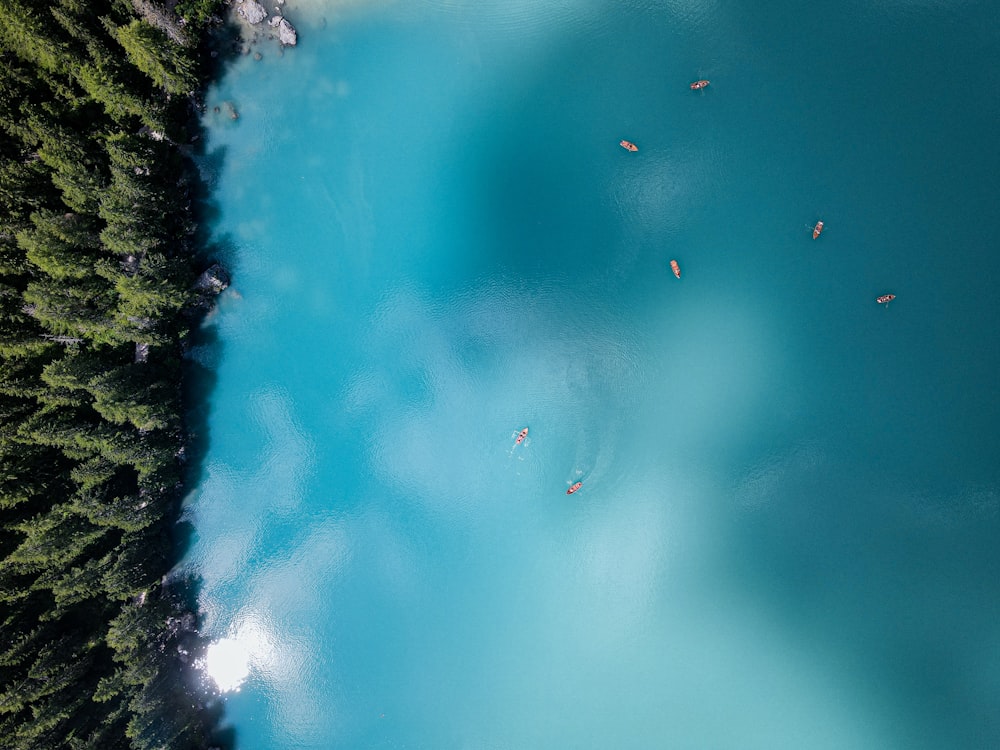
[278,17,297,46]
[268,14,281,27]
[237,0,267,24]
[194,263,230,294]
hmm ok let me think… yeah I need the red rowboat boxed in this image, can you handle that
[876,294,896,305]
[620,140,638,152]
[567,481,583,495]
[812,220,824,239]
[690,80,710,90]
[514,427,528,445]
[670,259,681,279]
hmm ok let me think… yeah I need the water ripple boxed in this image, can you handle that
[416,0,610,38]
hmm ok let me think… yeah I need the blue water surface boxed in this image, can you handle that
[183,0,1000,747]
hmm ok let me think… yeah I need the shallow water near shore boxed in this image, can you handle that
[184,1,1000,747]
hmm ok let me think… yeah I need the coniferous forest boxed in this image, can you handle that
[0,0,229,747]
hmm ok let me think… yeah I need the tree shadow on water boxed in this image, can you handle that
[150,15,253,749]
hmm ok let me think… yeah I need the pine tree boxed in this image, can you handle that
[0,0,72,76]
[0,442,67,512]
[18,209,103,279]
[22,275,120,345]
[0,157,58,221]
[113,19,197,96]
[24,110,109,213]
[0,282,53,358]
[5,503,109,575]
[88,362,178,432]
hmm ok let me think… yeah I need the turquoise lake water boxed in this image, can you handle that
[183,0,1000,747]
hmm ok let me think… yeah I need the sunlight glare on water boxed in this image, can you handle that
[204,638,251,693]
[203,615,277,693]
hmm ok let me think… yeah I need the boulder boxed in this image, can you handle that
[237,0,267,25]
[194,263,230,294]
[278,17,297,45]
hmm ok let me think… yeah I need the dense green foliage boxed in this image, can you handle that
[0,1,226,747]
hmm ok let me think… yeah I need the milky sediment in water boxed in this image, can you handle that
[184,1,1000,747]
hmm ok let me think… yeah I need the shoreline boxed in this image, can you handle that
[227,0,300,54]
[0,1,244,747]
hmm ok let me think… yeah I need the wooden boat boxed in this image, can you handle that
[812,220,824,239]
[876,294,896,305]
[690,80,710,90]
[567,481,583,495]
[620,140,638,152]
[670,259,681,279]
[514,427,528,445]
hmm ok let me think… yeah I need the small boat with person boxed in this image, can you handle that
[670,259,681,279]
[813,221,824,239]
[567,481,583,495]
[620,140,638,152]
[690,80,710,90]
[876,294,896,305]
[514,427,528,445]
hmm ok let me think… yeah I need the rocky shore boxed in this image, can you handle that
[230,0,298,50]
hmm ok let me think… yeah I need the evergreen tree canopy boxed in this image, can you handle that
[0,0,225,747]
[113,19,198,96]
